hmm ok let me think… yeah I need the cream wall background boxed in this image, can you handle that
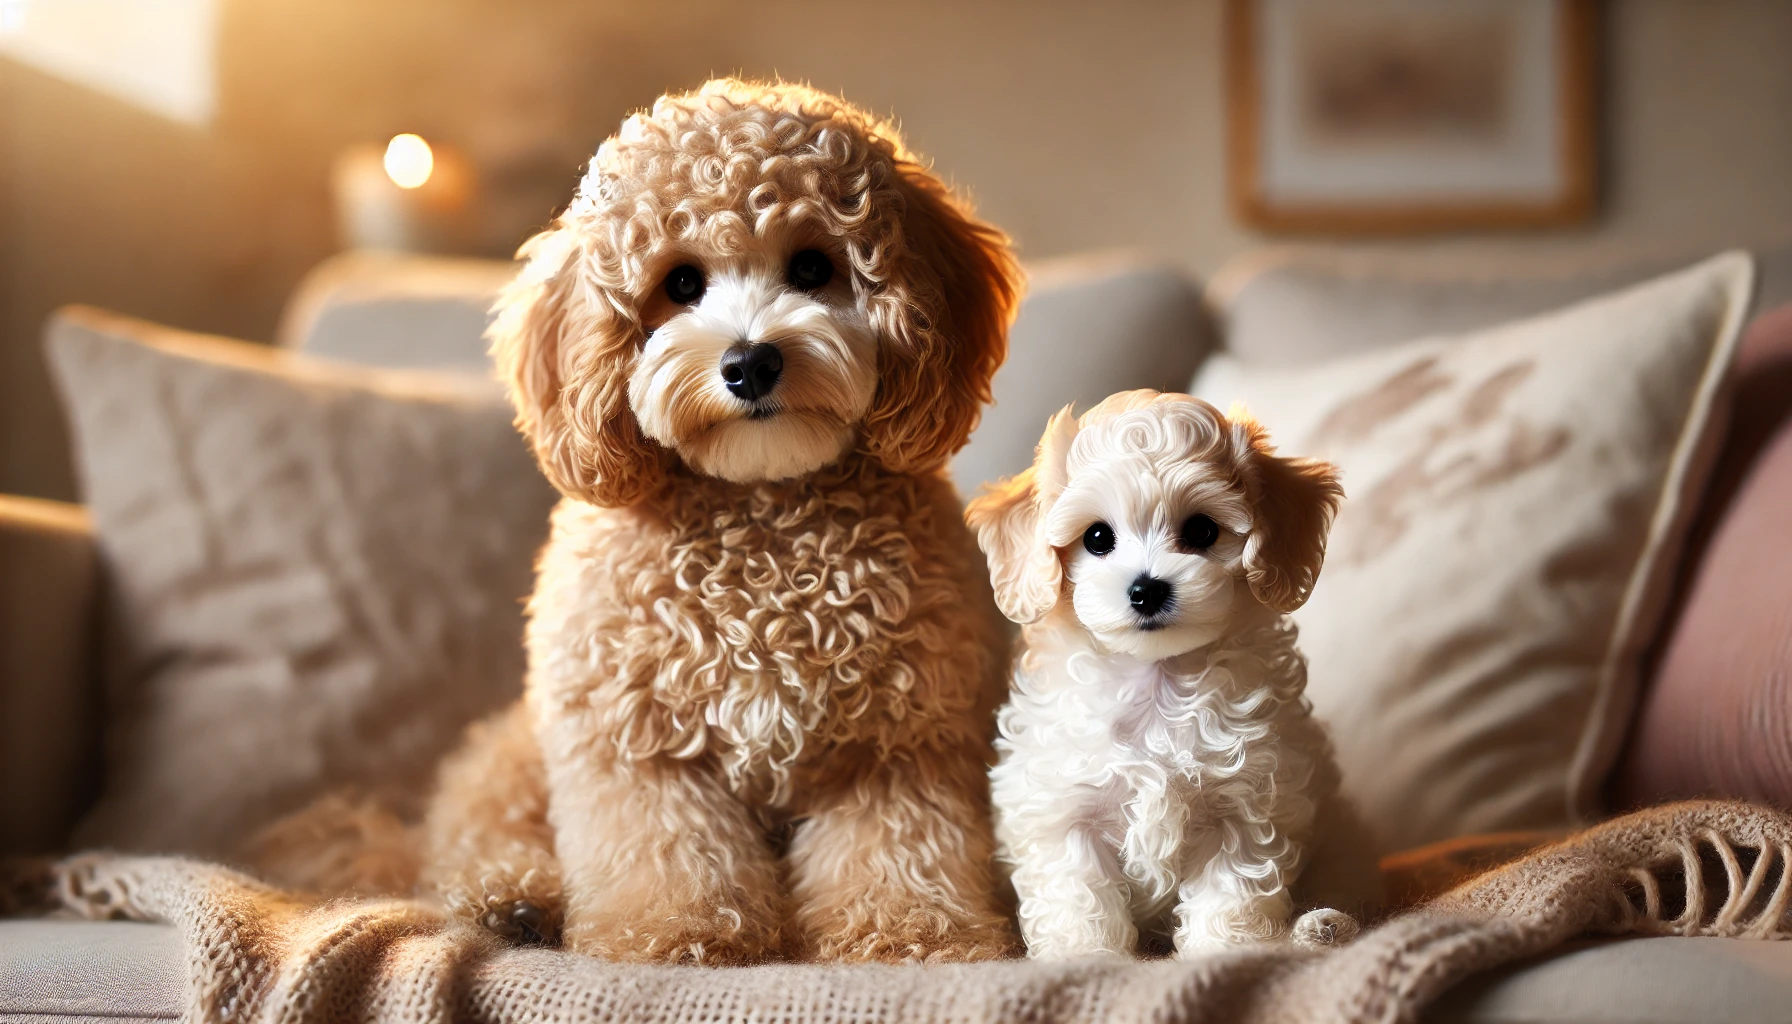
[2,0,1790,501]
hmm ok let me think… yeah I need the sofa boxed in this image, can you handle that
[5,241,1792,1023]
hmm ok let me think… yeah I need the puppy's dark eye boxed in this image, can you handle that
[1180,513,1220,551]
[1082,521,1116,557]
[787,249,833,291]
[664,264,705,305]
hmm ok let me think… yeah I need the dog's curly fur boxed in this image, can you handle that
[418,79,1023,964]
[968,392,1381,959]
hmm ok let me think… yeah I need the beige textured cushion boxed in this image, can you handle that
[46,307,556,858]
[1192,254,1756,850]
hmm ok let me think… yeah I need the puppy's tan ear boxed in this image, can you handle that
[488,227,671,506]
[965,407,1076,624]
[863,162,1023,473]
[1237,419,1343,613]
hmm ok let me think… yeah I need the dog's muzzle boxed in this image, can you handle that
[1129,574,1174,628]
[720,342,783,405]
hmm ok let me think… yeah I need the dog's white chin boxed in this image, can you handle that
[677,414,857,483]
[1090,620,1224,662]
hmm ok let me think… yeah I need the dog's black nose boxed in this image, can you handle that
[1128,575,1173,617]
[720,343,783,402]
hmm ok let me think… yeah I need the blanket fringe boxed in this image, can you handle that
[1610,831,1792,939]
[52,852,159,921]
[1432,801,1792,950]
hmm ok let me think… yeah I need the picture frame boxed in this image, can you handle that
[1226,0,1598,234]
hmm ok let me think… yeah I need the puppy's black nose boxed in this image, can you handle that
[1128,575,1173,617]
[720,342,783,402]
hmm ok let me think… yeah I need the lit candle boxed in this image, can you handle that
[384,133,434,189]
[331,134,476,252]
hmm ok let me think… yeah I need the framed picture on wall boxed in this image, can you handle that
[1226,0,1598,234]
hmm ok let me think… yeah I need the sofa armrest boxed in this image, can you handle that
[0,495,99,854]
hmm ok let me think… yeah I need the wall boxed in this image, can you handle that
[3,0,1790,501]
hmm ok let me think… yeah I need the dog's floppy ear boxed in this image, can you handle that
[862,161,1023,473]
[1235,417,1343,613]
[966,406,1077,624]
[488,226,671,506]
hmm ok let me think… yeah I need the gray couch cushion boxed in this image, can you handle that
[1759,242,1792,312]
[0,920,180,1022]
[1426,937,1792,1024]
[951,254,1211,495]
[275,250,513,369]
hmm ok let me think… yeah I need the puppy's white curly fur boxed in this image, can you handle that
[968,391,1381,959]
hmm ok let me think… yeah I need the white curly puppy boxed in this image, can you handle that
[967,390,1381,959]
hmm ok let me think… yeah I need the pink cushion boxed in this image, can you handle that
[1616,303,1792,808]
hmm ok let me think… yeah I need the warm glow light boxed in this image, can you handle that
[0,0,217,124]
[383,133,434,189]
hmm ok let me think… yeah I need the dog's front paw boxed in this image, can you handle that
[563,910,782,965]
[479,899,559,946]
[433,870,565,947]
[797,906,1020,964]
[904,917,1021,964]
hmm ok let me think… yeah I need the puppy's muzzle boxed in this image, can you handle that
[1129,574,1174,621]
[720,342,783,405]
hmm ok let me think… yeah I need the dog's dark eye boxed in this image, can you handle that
[1082,521,1116,557]
[787,249,833,291]
[664,264,705,305]
[1180,513,1220,551]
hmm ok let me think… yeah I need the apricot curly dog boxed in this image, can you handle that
[418,79,1022,965]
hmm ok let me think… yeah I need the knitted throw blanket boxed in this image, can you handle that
[12,801,1792,1024]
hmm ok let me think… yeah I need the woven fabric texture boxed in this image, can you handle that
[7,801,1791,1024]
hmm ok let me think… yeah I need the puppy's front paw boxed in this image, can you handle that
[1017,918,1139,962]
[1290,907,1360,948]
[1174,892,1292,957]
